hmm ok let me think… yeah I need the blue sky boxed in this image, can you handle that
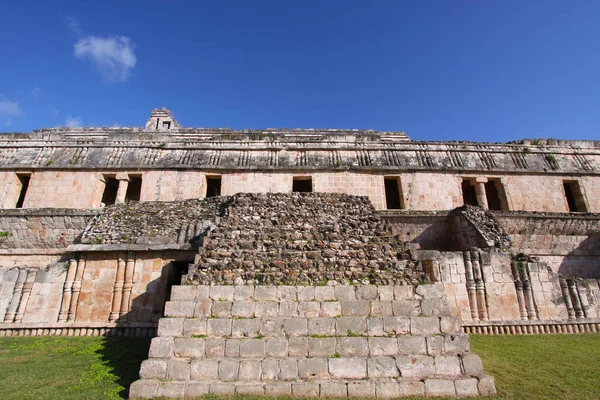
[1,1,599,142]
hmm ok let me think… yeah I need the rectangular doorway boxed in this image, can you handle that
[206,176,222,197]
[292,177,312,192]
[384,177,404,209]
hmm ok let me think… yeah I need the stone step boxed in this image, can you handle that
[130,375,497,399]
[140,354,483,381]
[147,335,471,360]
[156,315,461,338]
[170,284,445,303]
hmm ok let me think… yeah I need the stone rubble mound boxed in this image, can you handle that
[451,205,513,250]
[186,193,422,285]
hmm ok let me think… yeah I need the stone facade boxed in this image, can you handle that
[0,109,599,397]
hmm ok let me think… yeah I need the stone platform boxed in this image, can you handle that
[130,284,496,398]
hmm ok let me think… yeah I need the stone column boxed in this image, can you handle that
[560,277,575,319]
[471,251,488,320]
[474,177,489,210]
[463,251,479,320]
[568,279,584,319]
[3,269,28,323]
[58,258,78,322]
[14,270,36,323]
[68,255,87,322]
[115,173,129,204]
[511,261,528,320]
[119,252,136,320]
[109,253,127,322]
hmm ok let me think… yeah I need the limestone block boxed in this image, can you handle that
[183,319,207,337]
[139,360,167,379]
[315,286,335,301]
[348,381,375,397]
[279,301,298,317]
[329,358,367,379]
[261,359,280,380]
[308,337,336,357]
[398,336,427,355]
[232,319,259,338]
[218,359,239,381]
[298,358,329,380]
[371,301,393,317]
[231,301,255,318]
[444,334,470,354]
[254,286,277,301]
[334,285,356,300]
[279,359,299,381]
[394,285,414,300]
[157,318,184,337]
[254,301,279,317]
[209,383,235,395]
[421,298,452,316]
[194,298,212,318]
[266,337,288,357]
[378,286,394,301]
[129,379,159,399]
[225,339,240,357]
[424,379,456,397]
[170,286,196,301]
[191,360,218,380]
[367,317,385,336]
[298,301,320,318]
[292,382,320,397]
[283,318,308,336]
[276,286,297,301]
[235,384,265,395]
[298,286,315,301]
[455,378,479,398]
[207,319,232,337]
[239,360,261,381]
[234,285,254,301]
[369,337,398,356]
[396,356,435,378]
[288,337,308,357]
[426,336,444,356]
[320,301,342,317]
[356,285,378,300]
[173,338,205,358]
[210,286,234,301]
[336,317,367,335]
[166,360,190,380]
[435,355,462,375]
[205,338,226,358]
[260,317,285,337]
[440,316,462,333]
[368,356,399,378]
[148,337,174,358]
[392,300,421,316]
[186,382,210,398]
[478,375,497,396]
[375,381,400,398]
[337,337,368,357]
[383,316,410,335]
[398,379,425,397]
[320,382,347,397]
[211,301,232,318]
[265,383,292,396]
[341,300,371,316]
[411,317,440,335]
[309,318,336,336]
[239,339,265,358]
[416,283,445,299]
[462,353,484,376]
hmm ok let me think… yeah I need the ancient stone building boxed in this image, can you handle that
[0,108,599,397]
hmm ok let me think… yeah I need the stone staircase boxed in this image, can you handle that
[130,283,496,398]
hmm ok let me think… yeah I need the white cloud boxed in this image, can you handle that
[0,97,23,118]
[74,36,136,83]
[65,16,83,36]
[66,116,83,127]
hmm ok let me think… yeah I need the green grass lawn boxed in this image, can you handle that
[0,334,598,400]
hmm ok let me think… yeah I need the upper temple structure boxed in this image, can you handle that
[1,108,599,398]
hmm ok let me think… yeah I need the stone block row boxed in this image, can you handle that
[130,375,497,399]
[140,353,485,381]
[170,283,445,303]
[164,297,453,319]
[148,334,471,359]
[157,315,461,338]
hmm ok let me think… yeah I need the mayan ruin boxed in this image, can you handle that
[0,108,598,398]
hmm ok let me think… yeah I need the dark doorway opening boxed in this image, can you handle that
[461,179,478,206]
[563,181,587,212]
[125,176,142,203]
[384,177,403,209]
[206,176,222,197]
[101,177,119,205]
[15,174,30,209]
[485,179,507,211]
[292,177,312,193]
[166,261,189,301]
